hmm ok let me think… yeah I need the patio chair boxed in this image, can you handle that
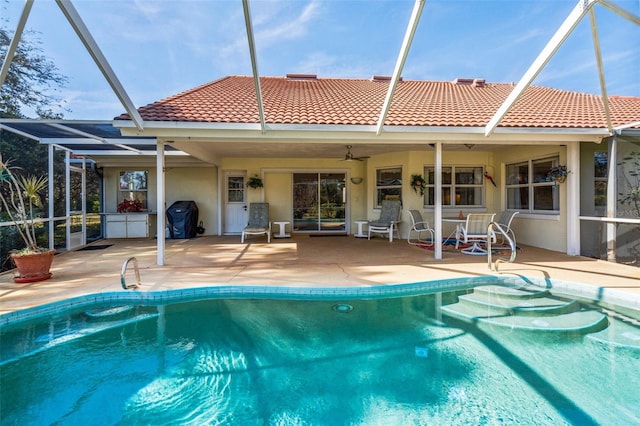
[456,213,496,255]
[407,210,434,246]
[368,200,402,242]
[241,202,271,243]
[494,210,519,245]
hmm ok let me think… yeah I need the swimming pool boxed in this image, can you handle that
[1,277,639,425]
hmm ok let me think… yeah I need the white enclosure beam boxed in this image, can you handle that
[44,123,143,153]
[242,0,266,134]
[0,0,33,87]
[0,124,40,142]
[614,121,640,131]
[434,141,443,260]
[599,0,640,25]
[48,144,55,250]
[589,9,613,134]
[566,143,580,255]
[46,123,108,143]
[156,141,166,266]
[55,0,144,131]
[606,135,617,261]
[376,0,425,136]
[485,0,596,136]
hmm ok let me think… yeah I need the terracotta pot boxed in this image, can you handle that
[555,176,566,183]
[10,249,55,283]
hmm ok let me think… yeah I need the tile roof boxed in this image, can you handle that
[117,75,640,129]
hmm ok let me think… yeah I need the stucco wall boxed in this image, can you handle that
[221,157,366,234]
[366,149,495,237]
[102,143,573,251]
[493,145,567,252]
[104,166,217,236]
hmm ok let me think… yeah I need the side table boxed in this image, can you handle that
[354,220,368,238]
[273,221,291,238]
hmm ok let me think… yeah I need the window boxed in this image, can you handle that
[424,166,484,207]
[594,152,607,208]
[506,157,558,212]
[375,167,402,207]
[119,171,148,210]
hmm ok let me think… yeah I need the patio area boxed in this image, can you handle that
[1,235,639,316]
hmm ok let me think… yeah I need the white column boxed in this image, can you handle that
[566,142,580,255]
[48,144,54,250]
[65,150,71,251]
[434,142,442,260]
[606,135,617,262]
[156,141,165,266]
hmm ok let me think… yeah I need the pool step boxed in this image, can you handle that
[85,305,135,320]
[472,284,550,299]
[441,302,608,333]
[585,318,640,350]
[457,292,578,316]
[441,285,608,333]
[0,311,158,367]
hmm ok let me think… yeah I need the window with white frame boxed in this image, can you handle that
[424,166,484,207]
[375,167,402,207]
[505,156,559,212]
[118,170,148,210]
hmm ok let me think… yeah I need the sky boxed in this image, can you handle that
[2,0,639,120]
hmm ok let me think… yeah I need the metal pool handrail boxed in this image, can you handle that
[487,222,517,272]
[121,257,141,290]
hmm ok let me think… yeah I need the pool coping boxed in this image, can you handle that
[2,276,639,326]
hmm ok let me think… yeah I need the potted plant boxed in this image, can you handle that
[246,175,264,189]
[410,174,427,196]
[0,154,55,283]
[117,198,144,213]
[547,165,569,183]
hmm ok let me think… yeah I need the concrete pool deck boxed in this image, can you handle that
[1,235,639,316]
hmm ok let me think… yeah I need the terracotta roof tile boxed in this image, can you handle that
[116,76,640,129]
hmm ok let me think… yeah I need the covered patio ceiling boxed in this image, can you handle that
[0,0,638,165]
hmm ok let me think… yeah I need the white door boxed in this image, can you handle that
[224,173,248,234]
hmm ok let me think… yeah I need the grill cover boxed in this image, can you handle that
[166,201,199,239]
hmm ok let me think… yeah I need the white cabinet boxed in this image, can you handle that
[105,213,155,238]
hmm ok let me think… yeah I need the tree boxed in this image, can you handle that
[0,27,68,119]
[1,22,72,271]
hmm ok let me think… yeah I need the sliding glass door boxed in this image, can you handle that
[293,173,346,233]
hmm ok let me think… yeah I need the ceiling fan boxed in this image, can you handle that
[342,145,369,162]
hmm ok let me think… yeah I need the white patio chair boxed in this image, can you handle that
[407,210,434,246]
[241,202,271,243]
[456,213,495,255]
[368,200,402,242]
[494,210,519,245]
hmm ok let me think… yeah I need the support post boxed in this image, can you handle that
[606,135,617,261]
[156,141,165,266]
[434,142,443,260]
[566,142,580,255]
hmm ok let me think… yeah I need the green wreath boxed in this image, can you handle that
[410,174,427,196]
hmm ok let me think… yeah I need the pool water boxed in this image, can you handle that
[1,287,639,425]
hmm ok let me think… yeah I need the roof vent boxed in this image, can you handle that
[372,75,402,82]
[452,78,474,85]
[286,73,317,80]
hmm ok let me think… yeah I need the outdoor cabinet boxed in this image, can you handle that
[104,213,156,238]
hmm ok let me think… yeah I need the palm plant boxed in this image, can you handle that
[0,153,48,253]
